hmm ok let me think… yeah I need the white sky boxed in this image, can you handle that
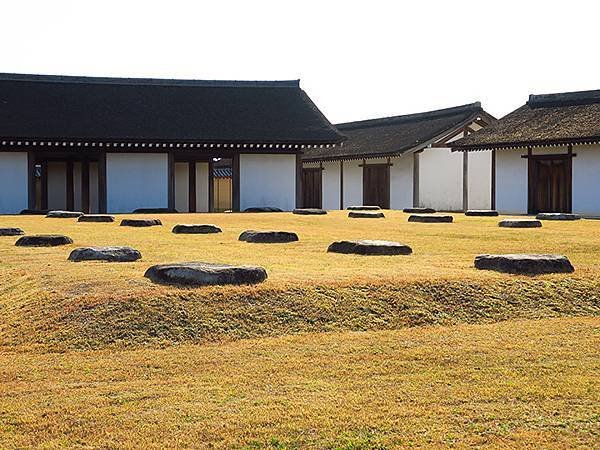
[2,1,598,123]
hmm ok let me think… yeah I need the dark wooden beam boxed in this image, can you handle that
[167,153,175,211]
[520,153,576,160]
[98,152,107,214]
[339,160,344,210]
[208,159,215,213]
[232,153,240,212]
[413,152,420,207]
[188,161,196,213]
[66,160,74,211]
[491,150,496,211]
[27,151,36,210]
[296,153,303,209]
[81,158,90,214]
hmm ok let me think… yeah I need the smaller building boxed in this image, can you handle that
[302,103,496,211]
[451,89,600,216]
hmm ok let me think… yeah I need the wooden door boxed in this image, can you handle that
[529,157,571,213]
[363,164,390,209]
[302,168,322,208]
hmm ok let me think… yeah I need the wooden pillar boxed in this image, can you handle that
[27,151,36,210]
[41,161,48,210]
[208,159,215,213]
[66,160,74,211]
[81,159,90,214]
[98,152,107,214]
[491,150,496,211]
[413,151,420,207]
[339,160,344,210]
[296,153,303,209]
[188,161,196,213]
[167,152,175,211]
[232,153,240,212]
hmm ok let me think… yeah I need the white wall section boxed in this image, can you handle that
[174,162,189,213]
[239,153,296,211]
[571,145,600,216]
[495,148,527,214]
[196,162,209,212]
[106,153,168,213]
[467,150,492,210]
[0,152,28,214]
[47,161,67,210]
[418,147,463,211]
[390,156,413,210]
[342,161,362,208]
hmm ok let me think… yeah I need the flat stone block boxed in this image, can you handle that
[498,219,542,228]
[46,210,83,218]
[347,205,381,211]
[15,235,73,247]
[172,224,222,234]
[20,209,49,215]
[408,214,453,223]
[243,207,284,213]
[403,207,436,214]
[348,211,385,218]
[144,262,268,286]
[327,240,412,255]
[535,213,581,221]
[465,210,499,217]
[292,208,327,215]
[0,227,25,236]
[239,230,299,243]
[474,254,574,274]
[78,214,115,223]
[132,207,177,214]
[120,219,162,227]
[68,246,142,262]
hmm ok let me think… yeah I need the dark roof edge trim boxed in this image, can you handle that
[528,89,600,108]
[451,135,600,152]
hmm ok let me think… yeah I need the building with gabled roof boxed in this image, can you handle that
[0,73,343,214]
[302,103,496,211]
[452,89,600,215]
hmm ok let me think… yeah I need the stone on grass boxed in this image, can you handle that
[68,246,142,262]
[78,214,115,223]
[0,228,25,236]
[498,219,542,228]
[292,208,327,215]
[243,207,284,213]
[465,210,499,217]
[144,262,267,286]
[120,218,162,227]
[20,209,49,215]
[408,214,453,223]
[15,235,73,247]
[535,213,581,221]
[46,210,83,218]
[239,230,299,243]
[347,205,381,211]
[132,207,177,214]
[327,240,412,255]
[172,224,222,234]
[403,207,436,214]
[474,254,574,275]
[348,211,385,219]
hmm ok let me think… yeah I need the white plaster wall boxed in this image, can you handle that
[89,162,99,213]
[239,154,296,211]
[467,151,492,210]
[496,148,528,214]
[0,152,28,214]
[419,147,463,211]
[571,145,600,216]
[322,161,341,210]
[390,156,413,210]
[342,161,362,208]
[174,162,189,213]
[196,162,209,212]
[47,161,67,210]
[106,153,168,213]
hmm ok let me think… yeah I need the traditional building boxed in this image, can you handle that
[451,89,600,216]
[0,73,343,214]
[302,103,496,211]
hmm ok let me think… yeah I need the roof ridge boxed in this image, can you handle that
[528,89,600,108]
[0,73,300,88]
[336,102,482,130]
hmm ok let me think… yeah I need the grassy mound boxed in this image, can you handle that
[2,275,598,351]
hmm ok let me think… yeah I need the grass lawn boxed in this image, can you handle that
[0,211,598,447]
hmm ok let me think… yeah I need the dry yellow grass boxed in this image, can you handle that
[1,317,598,448]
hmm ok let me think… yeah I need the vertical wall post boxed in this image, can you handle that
[232,153,240,212]
[66,160,74,211]
[41,161,48,210]
[167,152,175,211]
[27,151,36,210]
[208,159,215,213]
[491,150,496,211]
[339,160,344,210]
[412,151,420,207]
[98,152,107,214]
[295,153,303,209]
[188,161,196,213]
[81,158,90,214]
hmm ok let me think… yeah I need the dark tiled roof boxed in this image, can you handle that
[303,103,486,161]
[452,89,600,150]
[0,73,343,145]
